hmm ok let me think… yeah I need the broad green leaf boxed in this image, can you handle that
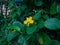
[34,11,41,20]
[22,35,31,40]
[37,19,44,29]
[43,33,52,45]
[51,40,60,45]
[12,21,24,28]
[18,36,25,44]
[8,25,21,32]
[50,2,57,14]
[34,0,43,6]
[18,35,28,45]
[44,18,59,30]
[26,25,37,34]
[7,32,19,41]
[18,35,31,45]
[12,21,24,32]
[38,32,52,45]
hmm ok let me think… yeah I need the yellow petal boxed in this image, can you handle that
[24,20,27,24]
[26,17,29,21]
[29,16,33,20]
[30,20,34,24]
[24,16,34,26]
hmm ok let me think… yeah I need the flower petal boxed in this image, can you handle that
[29,16,33,20]
[24,20,27,24]
[26,17,29,21]
[30,20,34,24]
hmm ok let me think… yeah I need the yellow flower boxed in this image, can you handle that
[24,16,34,26]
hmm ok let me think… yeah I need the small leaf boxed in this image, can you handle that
[16,8,22,15]
[34,11,41,20]
[26,25,37,34]
[57,20,60,29]
[50,2,57,14]
[57,4,60,14]
[37,19,44,29]
[11,11,16,19]
[12,21,24,28]
[8,1,14,9]
[20,5,27,11]
[16,5,26,15]
[43,14,49,19]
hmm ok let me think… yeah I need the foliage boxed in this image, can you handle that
[0,0,60,45]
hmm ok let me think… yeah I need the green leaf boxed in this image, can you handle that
[44,18,59,30]
[57,4,60,14]
[26,25,37,34]
[42,14,49,19]
[18,35,25,44]
[43,33,52,45]
[37,19,44,29]
[34,11,41,20]
[11,11,16,19]
[57,20,60,29]
[7,32,19,41]
[20,5,26,11]
[51,40,60,45]
[18,35,28,45]
[23,35,31,40]
[23,40,27,45]
[12,21,24,28]
[18,35,31,45]
[8,1,14,9]
[16,5,26,15]
[50,2,57,14]
[38,32,52,45]
[34,0,43,6]
[16,7,22,15]
[8,25,20,32]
